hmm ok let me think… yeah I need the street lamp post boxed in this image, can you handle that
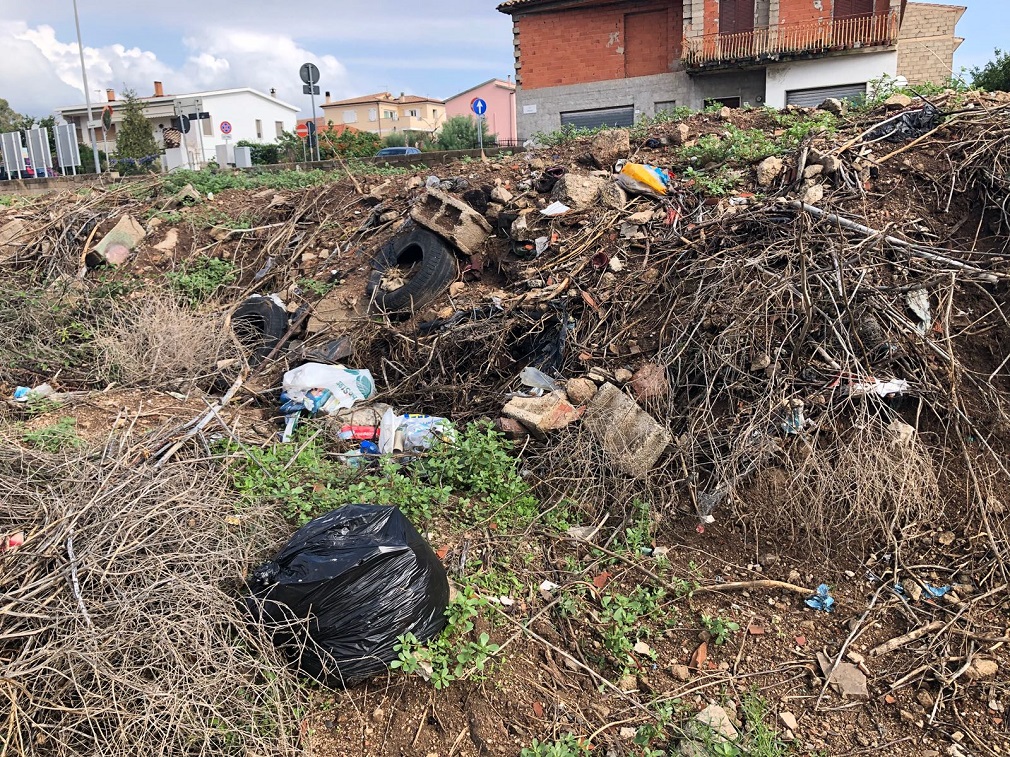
[72,0,101,174]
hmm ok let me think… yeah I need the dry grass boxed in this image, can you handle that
[96,296,239,387]
[0,442,305,757]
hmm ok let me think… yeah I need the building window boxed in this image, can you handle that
[343,110,358,124]
[383,109,396,119]
[719,0,755,35]
[203,117,213,136]
[654,100,677,114]
[406,108,419,118]
[368,108,377,122]
[255,119,263,139]
[432,109,438,118]
[275,120,284,137]
[704,96,742,108]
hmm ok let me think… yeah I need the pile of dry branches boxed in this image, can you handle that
[0,444,305,756]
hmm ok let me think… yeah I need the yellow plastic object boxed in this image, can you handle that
[620,163,668,195]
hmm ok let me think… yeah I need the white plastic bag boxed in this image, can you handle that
[282,363,375,415]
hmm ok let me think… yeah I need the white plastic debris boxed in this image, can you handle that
[848,378,910,397]
[541,201,571,217]
[282,363,375,415]
[905,289,932,335]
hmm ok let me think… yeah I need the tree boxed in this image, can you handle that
[971,49,1010,92]
[435,115,495,151]
[0,97,27,132]
[114,88,160,174]
[382,131,407,148]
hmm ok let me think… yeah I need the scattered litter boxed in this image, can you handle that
[805,583,835,612]
[846,378,910,398]
[519,366,560,394]
[246,504,449,686]
[894,581,951,600]
[905,289,932,334]
[1,530,24,552]
[539,580,559,593]
[616,162,672,196]
[534,236,550,256]
[377,408,454,455]
[870,103,941,143]
[280,363,375,442]
[541,201,571,217]
[13,383,55,402]
[567,524,600,542]
[781,400,805,435]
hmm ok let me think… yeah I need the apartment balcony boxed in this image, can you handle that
[684,10,900,70]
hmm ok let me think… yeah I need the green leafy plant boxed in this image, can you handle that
[972,49,1010,92]
[737,692,791,757]
[683,166,741,197]
[599,586,668,671]
[22,417,85,452]
[166,256,237,304]
[700,613,741,646]
[521,734,591,757]
[679,125,780,166]
[297,277,334,297]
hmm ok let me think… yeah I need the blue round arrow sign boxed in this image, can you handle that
[471,97,487,116]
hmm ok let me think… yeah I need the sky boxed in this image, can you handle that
[0,0,1000,119]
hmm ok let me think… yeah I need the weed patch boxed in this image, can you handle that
[166,256,237,304]
[22,417,85,452]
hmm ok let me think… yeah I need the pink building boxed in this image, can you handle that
[445,78,517,143]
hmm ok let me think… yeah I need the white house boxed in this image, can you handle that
[57,82,300,169]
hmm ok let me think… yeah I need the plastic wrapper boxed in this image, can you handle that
[246,504,449,687]
[619,162,672,195]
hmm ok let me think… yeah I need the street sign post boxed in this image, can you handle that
[471,98,488,153]
[219,120,232,136]
[299,62,322,162]
[295,122,309,138]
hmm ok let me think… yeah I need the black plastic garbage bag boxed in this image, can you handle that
[870,103,941,143]
[246,504,449,686]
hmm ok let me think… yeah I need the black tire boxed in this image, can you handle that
[232,296,289,363]
[366,226,458,314]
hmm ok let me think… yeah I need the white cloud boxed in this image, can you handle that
[2,21,352,116]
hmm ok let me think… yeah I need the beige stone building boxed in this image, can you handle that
[897,2,966,86]
[319,92,447,138]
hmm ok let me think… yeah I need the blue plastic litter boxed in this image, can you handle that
[805,583,835,612]
[894,581,950,600]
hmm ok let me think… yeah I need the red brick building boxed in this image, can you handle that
[498,0,961,138]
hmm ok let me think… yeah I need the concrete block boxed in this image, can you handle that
[502,391,584,439]
[410,188,492,256]
[583,382,672,478]
[92,214,146,265]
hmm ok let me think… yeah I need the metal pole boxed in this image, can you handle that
[72,0,101,174]
[309,90,319,162]
[195,99,206,168]
[478,114,483,152]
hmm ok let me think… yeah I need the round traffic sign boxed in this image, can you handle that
[299,62,321,85]
[219,120,232,135]
[471,97,487,116]
[295,122,309,138]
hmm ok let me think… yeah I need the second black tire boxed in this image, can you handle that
[366,226,458,314]
[232,296,289,363]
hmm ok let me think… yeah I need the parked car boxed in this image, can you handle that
[374,147,421,157]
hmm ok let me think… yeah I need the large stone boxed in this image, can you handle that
[966,658,999,680]
[630,362,669,402]
[490,184,513,204]
[551,174,608,211]
[801,183,825,205]
[599,181,628,210]
[565,377,598,405]
[590,128,630,169]
[502,391,584,439]
[92,214,146,265]
[756,156,784,187]
[680,703,739,755]
[819,98,847,115]
[154,228,179,253]
[883,93,914,110]
[819,154,843,175]
[818,653,869,699]
[0,218,29,261]
[670,123,691,145]
[410,188,492,256]
[583,383,672,478]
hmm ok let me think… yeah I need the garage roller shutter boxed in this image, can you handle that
[786,83,867,107]
[560,106,635,130]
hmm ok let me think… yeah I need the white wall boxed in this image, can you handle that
[199,92,299,153]
[765,51,898,108]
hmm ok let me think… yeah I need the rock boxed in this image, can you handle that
[937,530,956,546]
[378,210,399,224]
[819,154,843,175]
[801,183,825,205]
[583,382,673,478]
[817,652,868,699]
[779,711,798,731]
[750,354,772,371]
[172,183,202,206]
[619,727,637,739]
[693,704,738,741]
[672,664,691,681]
[803,164,824,179]
[614,368,634,383]
[491,185,513,204]
[617,674,638,692]
[899,709,916,724]
[449,281,466,296]
[369,180,393,199]
[889,418,916,444]
[620,222,644,240]
[966,658,998,680]
[916,690,935,709]
[565,377,598,405]
[91,214,146,266]
[819,98,847,115]
[590,128,630,169]
[599,181,628,210]
[551,174,608,210]
[883,93,913,110]
[627,210,654,224]
[410,188,492,256]
[153,228,179,253]
[670,123,691,145]
[630,362,669,402]
[0,218,29,261]
[371,707,384,722]
[502,391,584,439]
[756,156,784,187]
[495,417,531,441]
[718,106,733,121]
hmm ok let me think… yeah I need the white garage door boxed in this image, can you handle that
[560,106,635,130]
[786,83,867,107]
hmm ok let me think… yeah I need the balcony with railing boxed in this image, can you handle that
[683,10,900,70]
